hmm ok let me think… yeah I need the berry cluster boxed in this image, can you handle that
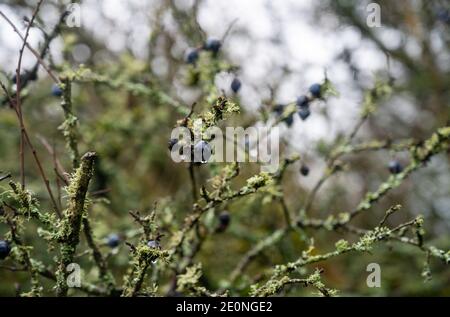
[273,83,323,127]
[13,72,63,98]
[185,38,242,94]
[296,83,322,121]
[12,70,37,85]
[271,83,325,175]
[185,37,222,65]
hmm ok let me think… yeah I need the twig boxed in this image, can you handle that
[0,173,12,182]
[5,213,42,296]
[14,1,45,189]
[221,18,239,42]
[82,216,116,291]
[188,163,198,201]
[36,134,69,184]
[379,204,401,227]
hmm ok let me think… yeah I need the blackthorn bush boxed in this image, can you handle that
[0,1,449,299]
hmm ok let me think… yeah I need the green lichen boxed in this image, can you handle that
[176,263,224,297]
[335,239,349,252]
[55,152,96,297]
[200,96,240,129]
[240,172,274,194]
[361,78,393,117]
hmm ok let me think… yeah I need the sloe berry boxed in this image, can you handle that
[204,38,221,54]
[231,78,242,93]
[296,95,309,108]
[300,165,310,176]
[168,138,179,151]
[298,106,311,121]
[0,240,11,260]
[388,160,403,174]
[309,83,322,99]
[186,49,199,64]
[106,233,120,248]
[51,84,63,97]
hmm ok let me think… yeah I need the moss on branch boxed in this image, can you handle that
[55,151,97,297]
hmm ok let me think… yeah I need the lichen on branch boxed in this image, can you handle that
[55,152,97,297]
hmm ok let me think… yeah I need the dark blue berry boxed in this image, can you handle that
[298,106,311,121]
[219,211,230,227]
[273,104,285,116]
[296,95,310,108]
[0,240,11,260]
[283,113,294,127]
[147,240,161,263]
[204,38,221,54]
[217,211,231,232]
[51,84,63,97]
[309,83,322,99]
[388,160,403,174]
[147,238,161,264]
[300,165,310,176]
[147,240,160,249]
[12,73,29,85]
[185,49,199,64]
[28,71,38,81]
[106,233,120,248]
[168,138,179,151]
[437,9,450,23]
[13,71,37,85]
[231,78,242,93]
[193,140,212,163]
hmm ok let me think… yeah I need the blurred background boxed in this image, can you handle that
[0,0,449,296]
